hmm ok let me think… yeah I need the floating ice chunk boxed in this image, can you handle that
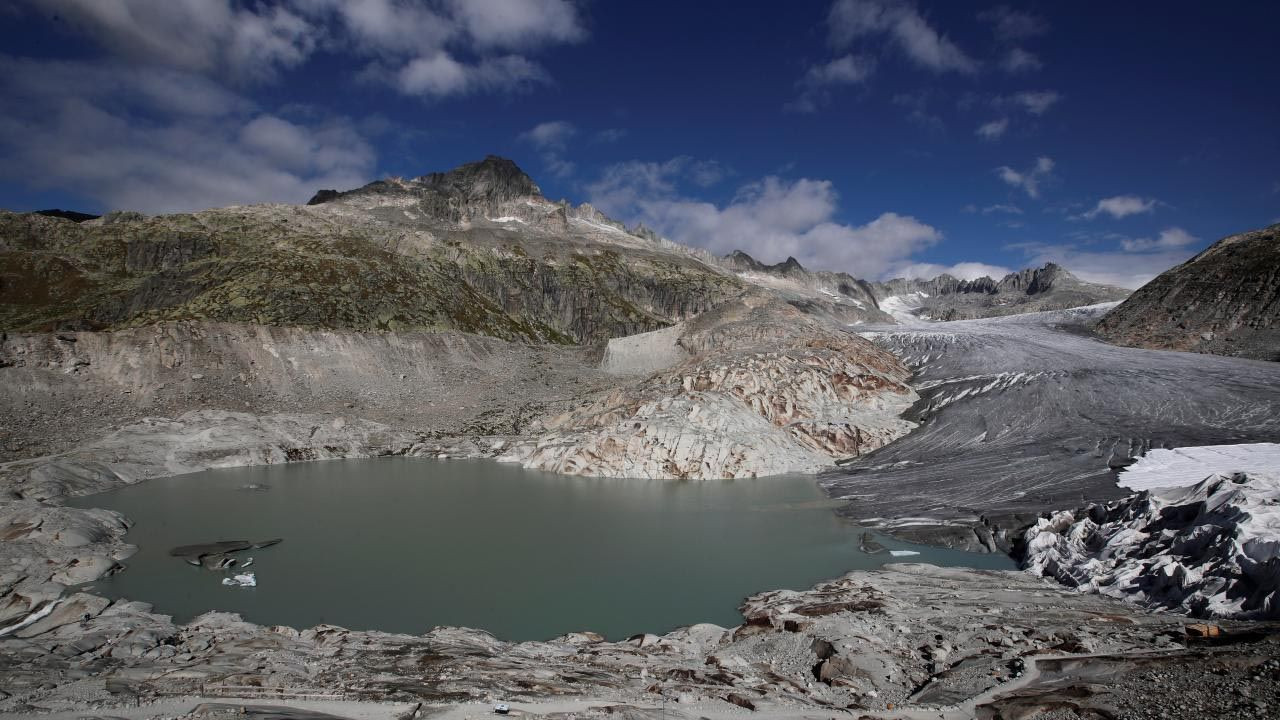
[222,572,257,588]
[888,550,920,557]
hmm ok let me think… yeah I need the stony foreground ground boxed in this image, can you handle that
[3,561,1278,720]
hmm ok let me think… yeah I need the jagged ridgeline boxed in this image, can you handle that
[0,156,742,343]
[719,248,1129,322]
[868,263,1130,321]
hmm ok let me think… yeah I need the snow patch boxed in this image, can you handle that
[1119,443,1280,491]
[879,293,932,325]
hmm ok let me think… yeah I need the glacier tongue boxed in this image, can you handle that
[1024,450,1280,619]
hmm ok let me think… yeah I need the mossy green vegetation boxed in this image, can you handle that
[0,208,742,344]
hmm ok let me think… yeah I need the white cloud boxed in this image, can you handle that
[996,156,1055,198]
[1119,227,1198,252]
[1081,195,1158,220]
[0,54,373,213]
[805,53,878,87]
[789,54,877,112]
[588,160,943,278]
[444,0,585,49]
[1001,47,1042,73]
[389,52,547,97]
[32,0,319,82]
[977,6,1048,42]
[519,120,576,150]
[26,0,587,102]
[982,203,1022,215]
[828,0,978,74]
[884,261,1013,282]
[0,54,252,118]
[0,101,373,214]
[1010,90,1060,115]
[976,117,1009,140]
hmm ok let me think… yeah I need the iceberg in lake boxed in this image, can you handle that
[222,572,257,588]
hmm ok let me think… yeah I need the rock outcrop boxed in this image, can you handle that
[1095,223,1280,361]
[868,263,1129,321]
[720,250,891,325]
[6,559,1257,717]
[503,297,916,478]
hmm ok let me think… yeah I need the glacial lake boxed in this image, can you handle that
[70,458,1015,641]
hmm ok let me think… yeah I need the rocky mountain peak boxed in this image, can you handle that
[305,155,544,223]
[722,250,808,275]
[996,263,1076,295]
[412,155,542,202]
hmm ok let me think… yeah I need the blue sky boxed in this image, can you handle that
[1,1,1277,287]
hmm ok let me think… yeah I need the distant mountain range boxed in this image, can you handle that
[720,249,1129,323]
[11,156,1274,363]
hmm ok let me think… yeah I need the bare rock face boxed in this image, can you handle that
[307,155,542,224]
[503,298,917,478]
[720,250,892,325]
[1096,223,1280,361]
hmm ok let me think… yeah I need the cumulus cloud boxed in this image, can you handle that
[32,0,586,101]
[31,0,319,82]
[519,120,576,150]
[390,52,546,97]
[1081,195,1158,220]
[828,0,978,73]
[1011,239,1197,289]
[1119,227,1198,252]
[788,54,876,112]
[0,53,374,213]
[996,156,1054,198]
[1,0,591,211]
[793,0,976,111]
[587,160,943,278]
[976,117,1009,140]
[884,261,1013,282]
[444,0,584,48]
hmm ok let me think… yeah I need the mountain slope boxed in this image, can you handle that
[0,157,743,343]
[721,250,890,324]
[869,263,1129,321]
[1095,223,1280,361]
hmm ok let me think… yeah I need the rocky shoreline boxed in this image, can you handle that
[2,389,1279,718]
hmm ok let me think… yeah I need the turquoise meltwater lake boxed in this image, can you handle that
[70,458,1015,641]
